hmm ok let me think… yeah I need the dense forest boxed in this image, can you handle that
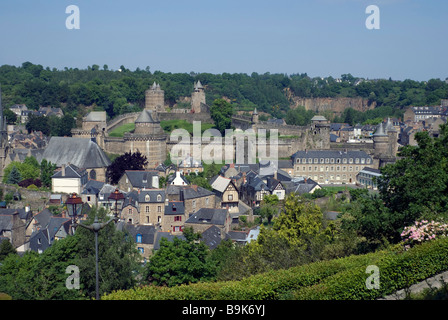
[0,62,447,124]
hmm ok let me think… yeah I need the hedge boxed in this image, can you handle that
[294,237,448,299]
[102,237,448,300]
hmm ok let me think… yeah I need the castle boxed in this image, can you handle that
[71,81,399,173]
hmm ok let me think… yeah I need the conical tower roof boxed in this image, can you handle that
[373,122,387,137]
[136,110,158,123]
[385,117,396,132]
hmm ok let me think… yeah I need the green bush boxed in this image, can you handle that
[293,238,448,299]
[103,249,389,300]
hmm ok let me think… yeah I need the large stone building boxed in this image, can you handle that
[291,149,374,184]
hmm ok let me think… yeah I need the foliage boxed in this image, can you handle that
[0,239,16,261]
[3,157,41,184]
[18,178,42,188]
[210,98,234,134]
[0,206,141,300]
[285,106,315,126]
[1,62,447,124]
[401,220,448,250]
[104,237,448,300]
[25,114,76,137]
[6,166,21,185]
[73,206,141,299]
[143,228,216,287]
[377,124,448,227]
[106,151,148,184]
[40,159,57,188]
[259,194,279,224]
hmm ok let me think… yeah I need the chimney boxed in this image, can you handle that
[192,184,198,192]
[274,170,277,180]
[62,164,66,177]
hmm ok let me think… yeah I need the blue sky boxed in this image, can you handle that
[0,0,446,81]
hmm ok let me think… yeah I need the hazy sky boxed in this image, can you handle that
[0,0,446,81]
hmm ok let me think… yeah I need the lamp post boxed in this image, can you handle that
[66,192,83,234]
[66,192,117,300]
[108,188,124,220]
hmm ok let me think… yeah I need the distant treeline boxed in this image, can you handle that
[0,62,447,121]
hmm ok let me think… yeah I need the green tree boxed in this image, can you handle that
[144,227,215,287]
[6,166,21,184]
[210,98,234,134]
[40,159,57,188]
[0,239,16,261]
[74,206,141,299]
[378,125,448,226]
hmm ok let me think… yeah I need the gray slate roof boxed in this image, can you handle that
[42,137,111,169]
[135,110,158,123]
[291,149,372,161]
[124,170,159,189]
[186,208,227,226]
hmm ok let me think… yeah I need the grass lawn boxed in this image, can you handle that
[108,123,135,137]
[107,120,216,137]
[160,119,215,134]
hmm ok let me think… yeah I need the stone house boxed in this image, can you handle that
[165,184,216,217]
[184,208,231,236]
[266,177,286,200]
[52,163,88,195]
[123,224,156,262]
[121,189,166,226]
[0,210,26,249]
[117,170,159,192]
[163,201,186,234]
[210,175,239,214]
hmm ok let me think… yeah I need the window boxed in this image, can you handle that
[349,158,353,164]
[128,208,132,214]
[355,158,359,164]
[228,194,233,201]
[302,158,307,164]
[157,194,162,202]
[192,200,196,209]
[158,206,162,212]
[138,247,144,254]
[174,216,182,222]
[146,216,149,224]
[136,234,142,243]
[87,196,91,202]
[145,194,150,202]
[343,158,347,164]
[361,158,365,164]
[325,158,329,163]
[145,206,150,213]
[206,197,209,205]
[158,216,162,223]
[320,158,324,164]
[366,158,371,164]
[314,158,318,164]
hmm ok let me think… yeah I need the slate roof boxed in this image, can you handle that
[164,201,185,215]
[0,208,32,222]
[135,110,158,123]
[185,208,227,226]
[52,163,86,178]
[124,170,159,189]
[85,111,106,122]
[124,224,156,245]
[42,137,111,169]
[81,180,105,195]
[153,232,186,250]
[291,149,372,161]
[0,215,13,233]
[201,225,223,250]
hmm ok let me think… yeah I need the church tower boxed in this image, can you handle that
[191,80,206,113]
[0,85,9,180]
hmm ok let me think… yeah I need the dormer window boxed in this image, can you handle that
[157,194,162,202]
[145,194,150,202]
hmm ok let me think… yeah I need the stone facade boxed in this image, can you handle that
[145,82,165,112]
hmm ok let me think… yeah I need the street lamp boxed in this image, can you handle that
[108,188,125,220]
[77,216,117,300]
[65,192,117,300]
[66,192,83,233]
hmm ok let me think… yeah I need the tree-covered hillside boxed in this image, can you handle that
[0,62,447,121]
